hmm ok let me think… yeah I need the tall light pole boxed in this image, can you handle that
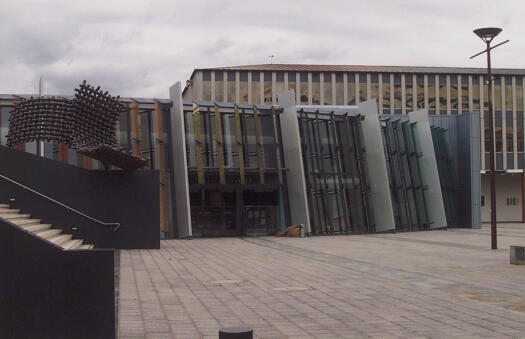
[470,27,509,250]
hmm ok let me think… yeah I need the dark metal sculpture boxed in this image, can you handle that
[6,81,146,170]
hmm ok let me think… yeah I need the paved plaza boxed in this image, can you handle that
[118,225,525,338]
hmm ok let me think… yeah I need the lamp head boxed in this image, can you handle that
[473,27,502,43]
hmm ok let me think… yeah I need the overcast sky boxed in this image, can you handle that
[1,0,524,98]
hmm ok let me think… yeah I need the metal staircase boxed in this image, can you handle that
[0,203,94,250]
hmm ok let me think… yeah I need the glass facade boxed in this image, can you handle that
[323,72,332,105]
[300,72,308,105]
[405,74,413,111]
[347,73,356,106]
[382,73,390,114]
[432,126,459,227]
[335,73,344,105]
[439,75,447,115]
[252,72,260,104]
[240,72,248,104]
[288,72,296,100]
[298,109,373,234]
[450,75,458,115]
[359,73,367,104]
[428,75,436,114]
[312,72,320,105]
[393,74,401,114]
[263,71,272,104]
[416,74,424,109]
[381,117,429,231]
[183,102,287,237]
[183,68,525,172]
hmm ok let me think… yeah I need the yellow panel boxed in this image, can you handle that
[214,104,226,184]
[234,105,245,184]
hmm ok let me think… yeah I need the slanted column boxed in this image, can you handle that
[254,106,265,184]
[193,102,205,185]
[272,107,283,185]
[155,101,170,233]
[130,100,141,157]
[408,108,447,229]
[214,104,226,184]
[359,99,395,232]
[234,105,246,184]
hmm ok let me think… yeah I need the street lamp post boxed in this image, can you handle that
[470,27,509,250]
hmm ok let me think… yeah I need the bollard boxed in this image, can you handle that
[510,246,525,265]
[219,327,253,339]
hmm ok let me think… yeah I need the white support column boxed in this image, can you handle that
[259,71,264,104]
[320,72,325,105]
[424,74,428,110]
[367,73,372,100]
[308,72,312,105]
[247,72,252,103]
[378,73,383,114]
[169,82,192,238]
[412,74,417,110]
[390,74,394,113]
[408,109,448,229]
[502,76,507,169]
[196,71,203,100]
[211,71,216,101]
[332,72,337,104]
[343,73,348,105]
[446,75,451,115]
[272,71,277,105]
[294,73,299,102]
[456,74,463,114]
[469,75,473,112]
[223,71,228,102]
[359,99,395,232]
[235,71,240,103]
[277,90,311,234]
[513,76,518,168]
[480,75,485,170]
[355,74,360,105]
[401,73,406,114]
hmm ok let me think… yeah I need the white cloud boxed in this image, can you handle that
[0,0,523,98]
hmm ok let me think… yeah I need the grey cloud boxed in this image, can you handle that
[0,0,523,97]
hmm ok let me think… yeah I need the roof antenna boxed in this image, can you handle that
[269,55,274,64]
[39,76,44,97]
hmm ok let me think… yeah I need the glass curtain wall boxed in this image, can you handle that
[381,117,429,231]
[450,75,458,115]
[406,74,413,112]
[347,73,356,105]
[382,73,391,114]
[183,102,287,236]
[323,73,332,105]
[298,109,374,235]
[431,126,459,227]
[518,77,524,167]
[428,75,436,114]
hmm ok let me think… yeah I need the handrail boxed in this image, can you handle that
[0,173,121,231]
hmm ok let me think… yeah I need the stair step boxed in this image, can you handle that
[62,239,84,250]
[34,229,62,239]
[12,219,41,226]
[0,213,31,220]
[47,234,72,245]
[0,204,9,208]
[0,208,20,213]
[24,224,52,232]
[79,244,94,250]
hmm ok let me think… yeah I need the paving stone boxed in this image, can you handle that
[118,224,525,338]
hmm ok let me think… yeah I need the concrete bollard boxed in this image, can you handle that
[219,327,253,339]
[510,246,525,265]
